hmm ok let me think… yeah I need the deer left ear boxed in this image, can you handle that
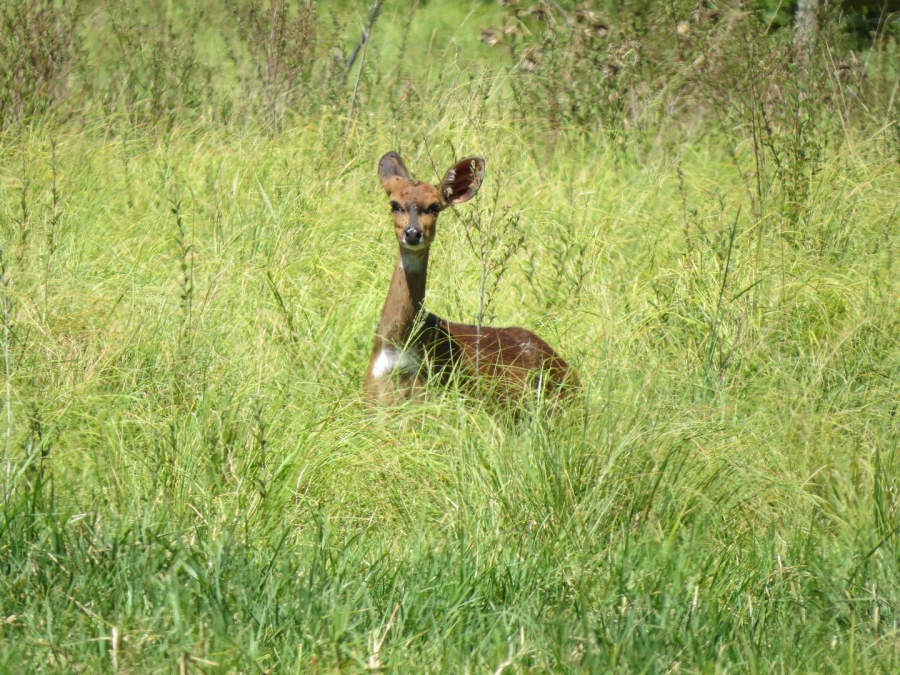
[440,157,485,205]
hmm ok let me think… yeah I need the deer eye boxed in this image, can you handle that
[425,203,441,215]
[390,201,402,213]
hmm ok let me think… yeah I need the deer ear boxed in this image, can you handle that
[378,151,411,191]
[440,157,485,205]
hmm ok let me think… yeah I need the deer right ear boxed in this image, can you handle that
[440,157,485,205]
[378,151,411,192]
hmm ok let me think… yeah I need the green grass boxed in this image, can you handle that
[1,1,900,672]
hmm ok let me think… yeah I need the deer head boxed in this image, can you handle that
[377,151,486,252]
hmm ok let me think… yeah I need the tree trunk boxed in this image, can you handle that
[795,0,819,47]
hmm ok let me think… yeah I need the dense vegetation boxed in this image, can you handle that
[1,1,899,672]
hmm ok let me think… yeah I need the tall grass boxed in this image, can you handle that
[0,1,899,672]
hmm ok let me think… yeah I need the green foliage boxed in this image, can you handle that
[0,1,899,672]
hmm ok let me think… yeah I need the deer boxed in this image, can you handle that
[363,151,577,405]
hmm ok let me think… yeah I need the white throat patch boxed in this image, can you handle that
[400,250,425,273]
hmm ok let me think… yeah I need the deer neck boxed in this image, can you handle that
[375,248,430,346]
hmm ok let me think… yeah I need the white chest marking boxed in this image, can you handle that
[371,348,420,380]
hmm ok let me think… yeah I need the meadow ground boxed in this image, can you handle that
[1,1,899,672]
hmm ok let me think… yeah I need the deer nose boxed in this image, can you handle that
[403,226,423,245]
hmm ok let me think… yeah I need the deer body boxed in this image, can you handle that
[364,152,576,404]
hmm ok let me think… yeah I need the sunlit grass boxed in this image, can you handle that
[1,1,899,673]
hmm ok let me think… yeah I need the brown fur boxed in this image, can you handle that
[363,151,577,404]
